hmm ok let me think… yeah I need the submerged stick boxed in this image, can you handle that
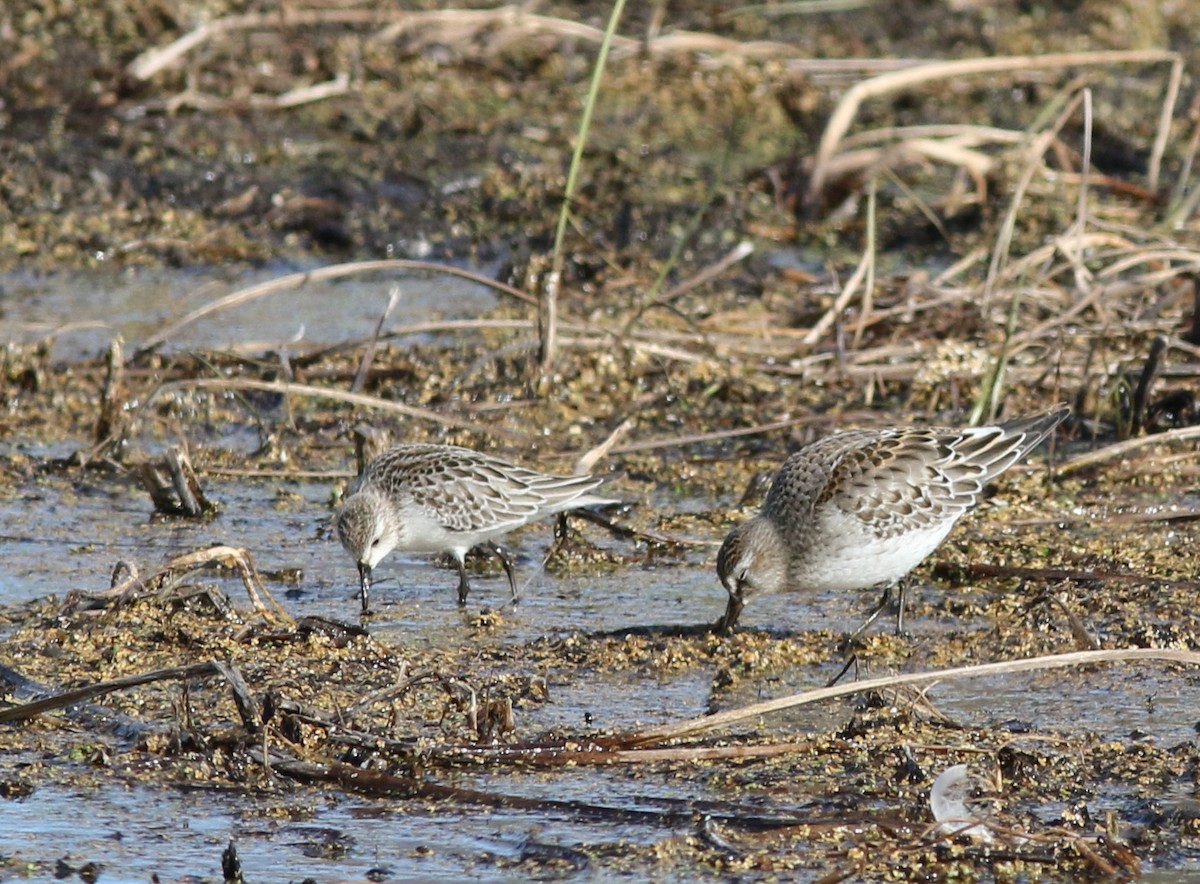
[0,661,221,725]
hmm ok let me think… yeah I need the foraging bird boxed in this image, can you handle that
[336,443,614,612]
[716,406,1068,637]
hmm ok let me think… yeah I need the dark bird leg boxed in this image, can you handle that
[455,555,471,606]
[825,653,859,688]
[357,562,372,614]
[842,577,913,653]
[893,577,910,636]
[714,589,744,636]
[486,541,519,602]
[844,580,897,648]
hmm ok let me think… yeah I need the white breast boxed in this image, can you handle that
[795,508,958,591]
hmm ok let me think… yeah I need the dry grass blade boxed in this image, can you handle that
[807,49,1182,204]
[129,9,606,81]
[573,416,635,475]
[627,648,1200,747]
[658,240,755,304]
[803,229,874,347]
[982,84,1087,309]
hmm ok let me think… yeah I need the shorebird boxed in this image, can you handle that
[336,443,614,612]
[715,406,1068,638]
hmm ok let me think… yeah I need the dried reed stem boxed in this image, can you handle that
[808,49,1182,204]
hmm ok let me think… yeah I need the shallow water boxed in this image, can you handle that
[0,781,694,882]
[2,474,1198,879]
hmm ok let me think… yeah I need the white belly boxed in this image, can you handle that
[795,509,957,591]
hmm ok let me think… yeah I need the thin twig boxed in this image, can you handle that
[133,259,535,359]
[1058,424,1200,475]
[144,377,541,443]
[352,285,402,394]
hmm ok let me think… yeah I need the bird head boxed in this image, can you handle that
[336,490,400,570]
[717,517,787,600]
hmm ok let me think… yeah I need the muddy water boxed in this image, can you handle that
[3,475,1197,879]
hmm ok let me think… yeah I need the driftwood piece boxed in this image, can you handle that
[213,660,263,733]
[58,545,293,627]
[137,446,217,517]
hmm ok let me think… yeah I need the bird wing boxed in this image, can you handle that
[759,408,1066,542]
[816,419,1057,539]
[367,445,603,535]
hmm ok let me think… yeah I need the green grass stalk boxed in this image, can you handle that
[541,0,629,377]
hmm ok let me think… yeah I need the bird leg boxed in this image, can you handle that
[893,577,909,636]
[455,557,472,606]
[486,541,519,602]
[357,562,372,614]
[714,589,744,636]
[844,580,897,647]
[842,577,913,651]
[825,653,859,688]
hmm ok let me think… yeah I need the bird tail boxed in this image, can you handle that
[997,405,1071,455]
[951,405,1070,482]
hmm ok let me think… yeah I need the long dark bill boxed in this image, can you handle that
[357,562,372,614]
[715,589,744,636]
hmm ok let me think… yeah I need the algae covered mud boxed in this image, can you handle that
[4,0,1200,879]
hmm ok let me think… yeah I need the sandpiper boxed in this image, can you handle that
[336,443,615,613]
[716,406,1069,638]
